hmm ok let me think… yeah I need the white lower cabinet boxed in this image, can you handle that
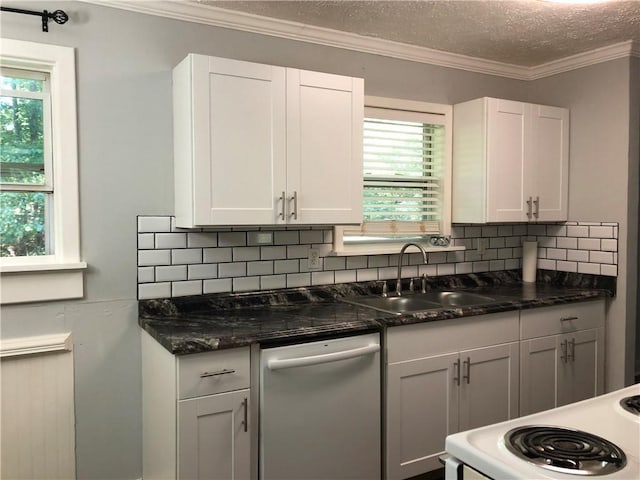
[519,300,605,416]
[142,330,253,480]
[178,390,250,480]
[385,312,520,480]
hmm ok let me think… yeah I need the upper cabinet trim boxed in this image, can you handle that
[84,1,638,81]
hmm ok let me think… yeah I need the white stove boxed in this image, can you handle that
[445,384,640,479]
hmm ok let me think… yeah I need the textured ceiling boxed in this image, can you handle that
[205,0,640,66]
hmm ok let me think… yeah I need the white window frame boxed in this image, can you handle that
[0,39,85,304]
[333,96,458,256]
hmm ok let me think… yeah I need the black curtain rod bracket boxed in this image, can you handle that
[0,6,68,32]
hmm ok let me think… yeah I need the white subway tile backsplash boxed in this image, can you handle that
[287,244,310,259]
[578,263,601,275]
[274,259,299,274]
[287,273,311,288]
[356,268,379,282]
[138,233,155,250]
[218,262,247,278]
[556,237,578,249]
[138,216,171,233]
[299,230,323,244]
[203,278,232,294]
[567,225,589,237]
[324,256,346,270]
[138,282,171,299]
[138,249,171,266]
[187,232,218,248]
[172,248,203,265]
[218,232,247,247]
[188,264,218,280]
[247,261,274,276]
[590,251,614,264]
[312,271,335,285]
[274,231,300,245]
[567,250,589,262]
[556,261,577,273]
[233,247,260,262]
[138,267,155,283]
[233,277,260,292]
[589,226,614,238]
[346,256,368,269]
[578,238,601,251]
[260,275,287,290]
[137,216,619,299]
[156,265,187,282]
[334,270,357,283]
[203,248,232,263]
[260,246,287,260]
[172,280,203,297]
[156,233,187,249]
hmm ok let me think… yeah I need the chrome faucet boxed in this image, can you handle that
[396,242,429,296]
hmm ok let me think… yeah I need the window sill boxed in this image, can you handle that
[329,245,465,256]
[0,262,87,304]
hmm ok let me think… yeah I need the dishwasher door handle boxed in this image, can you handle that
[267,344,380,371]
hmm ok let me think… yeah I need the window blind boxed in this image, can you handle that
[348,107,446,236]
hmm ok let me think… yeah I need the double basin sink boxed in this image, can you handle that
[342,290,514,316]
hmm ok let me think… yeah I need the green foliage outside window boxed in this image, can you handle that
[0,72,48,257]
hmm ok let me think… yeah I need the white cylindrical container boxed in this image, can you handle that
[522,241,538,283]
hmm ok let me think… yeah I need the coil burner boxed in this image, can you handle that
[620,395,640,416]
[505,426,627,476]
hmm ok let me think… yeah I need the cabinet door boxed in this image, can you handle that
[178,389,250,480]
[286,69,363,224]
[191,56,287,225]
[558,328,605,407]
[486,98,528,222]
[520,335,562,416]
[458,342,519,431]
[529,104,569,221]
[386,352,459,480]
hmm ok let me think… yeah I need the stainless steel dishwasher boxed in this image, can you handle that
[260,332,381,480]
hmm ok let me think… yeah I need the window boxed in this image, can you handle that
[1,68,53,257]
[334,96,453,254]
[0,39,85,304]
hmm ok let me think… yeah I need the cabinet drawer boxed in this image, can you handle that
[520,300,605,340]
[177,347,250,399]
[387,312,519,363]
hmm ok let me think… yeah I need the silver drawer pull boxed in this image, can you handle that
[200,368,236,378]
[560,316,579,322]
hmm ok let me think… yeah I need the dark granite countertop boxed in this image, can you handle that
[139,270,614,355]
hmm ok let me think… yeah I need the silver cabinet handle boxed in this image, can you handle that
[560,316,578,322]
[289,191,298,220]
[533,196,540,219]
[560,340,567,363]
[200,368,236,378]
[463,357,471,384]
[241,397,248,433]
[453,359,460,386]
[267,344,379,370]
[526,197,533,219]
[278,191,286,220]
[568,338,575,362]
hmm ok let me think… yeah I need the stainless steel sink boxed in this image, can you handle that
[419,291,498,308]
[342,290,506,315]
[341,295,443,315]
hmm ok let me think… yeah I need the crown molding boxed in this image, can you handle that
[83,1,637,81]
[528,40,638,80]
[0,333,73,358]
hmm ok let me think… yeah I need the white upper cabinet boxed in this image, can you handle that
[452,97,569,223]
[173,54,364,228]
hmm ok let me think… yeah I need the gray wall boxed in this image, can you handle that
[528,58,639,389]
[1,2,637,478]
